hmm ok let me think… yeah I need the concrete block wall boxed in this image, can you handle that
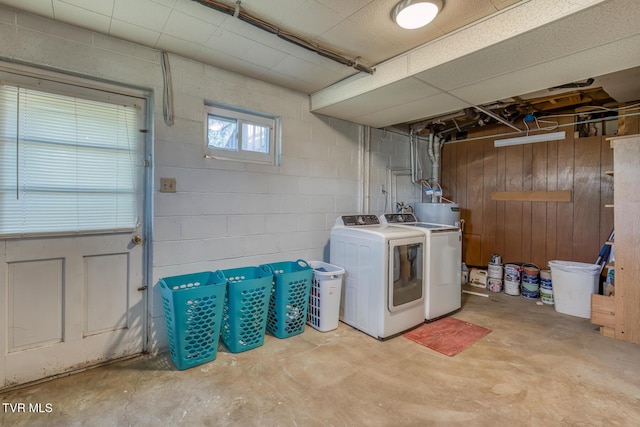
[0,5,427,352]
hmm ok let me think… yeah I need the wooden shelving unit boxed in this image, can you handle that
[594,134,640,345]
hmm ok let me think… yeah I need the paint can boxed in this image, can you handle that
[504,264,521,278]
[522,264,540,279]
[487,262,503,279]
[487,278,503,293]
[521,281,540,299]
[504,278,520,296]
[540,287,554,305]
[540,269,552,280]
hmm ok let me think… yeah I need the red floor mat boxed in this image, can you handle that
[403,317,491,357]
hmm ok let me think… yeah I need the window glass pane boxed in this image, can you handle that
[0,84,140,236]
[207,115,237,151]
[241,122,269,154]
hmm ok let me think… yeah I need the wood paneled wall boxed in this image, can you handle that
[439,116,634,269]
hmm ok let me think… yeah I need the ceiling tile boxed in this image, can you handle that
[204,27,253,58]
[162,9,218,44]
[109,18,161,47]
[236,0,305,28]
[172,0,226,24]
[315,0,374,17]
[151,0,177,7]
[58,0,114,17]
[242,44,289,69]
[278,1,341,37]
[0,0,53,18]
[156,33,203,58]
[17,8,93,43]
[112,0,171,32]
[53,1,111,34]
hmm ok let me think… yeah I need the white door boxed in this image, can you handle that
[0,67,148,389]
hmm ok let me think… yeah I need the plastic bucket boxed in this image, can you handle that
[548,260,600,318]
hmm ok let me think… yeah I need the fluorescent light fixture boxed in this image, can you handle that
[392,0,442,30]
[494,131,566,147]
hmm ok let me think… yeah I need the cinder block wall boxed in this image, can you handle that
[0,5,421,352]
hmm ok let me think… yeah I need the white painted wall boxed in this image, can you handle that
[0,5,426,352]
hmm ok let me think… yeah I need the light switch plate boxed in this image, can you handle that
[160,178,176,193]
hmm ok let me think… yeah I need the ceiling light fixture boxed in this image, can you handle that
[494,131,566,147]
[392,0,442,30]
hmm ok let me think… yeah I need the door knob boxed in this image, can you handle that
[132,235,143,245]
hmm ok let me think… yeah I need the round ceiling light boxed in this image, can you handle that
[392,0,442,30]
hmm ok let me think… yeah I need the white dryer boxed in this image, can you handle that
[381,213,462,321]
[330,214,426,340]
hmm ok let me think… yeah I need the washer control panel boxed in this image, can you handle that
[340,215,380,226]
[382,213,417,223]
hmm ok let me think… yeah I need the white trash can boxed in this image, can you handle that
[548,260,601,319]
[307,261,345,332]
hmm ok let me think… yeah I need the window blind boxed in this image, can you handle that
[0,84,140,236]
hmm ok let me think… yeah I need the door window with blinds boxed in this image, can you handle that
[0,71,145,237]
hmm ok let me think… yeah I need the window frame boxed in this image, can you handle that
[204,103,281,165]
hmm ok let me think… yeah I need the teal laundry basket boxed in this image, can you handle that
[220,266,273,353]
[260,260,313,339]
[159,271,227,370]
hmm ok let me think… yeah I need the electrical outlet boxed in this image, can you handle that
[160,178,176,193]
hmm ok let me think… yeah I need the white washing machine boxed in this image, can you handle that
[381,213,462,321]
[330,214,426,340]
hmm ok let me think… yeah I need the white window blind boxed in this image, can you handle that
[0,84,140,237]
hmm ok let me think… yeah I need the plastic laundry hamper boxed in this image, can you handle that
[159,271,227,370]
[261,259,313,339]
[220,266,273,353]
[307,261,345,332]
[548,260,600,319]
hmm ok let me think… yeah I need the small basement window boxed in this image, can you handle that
[204,103,280,165]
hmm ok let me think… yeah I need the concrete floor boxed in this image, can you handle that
[2,287,640,427]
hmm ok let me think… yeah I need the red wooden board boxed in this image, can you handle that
[404,317,491,357]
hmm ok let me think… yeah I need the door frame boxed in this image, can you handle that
[0,60,154,387]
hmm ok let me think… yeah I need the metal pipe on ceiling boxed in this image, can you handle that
[193,0,376,75]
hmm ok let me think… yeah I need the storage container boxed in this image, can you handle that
[159,271,227,370]
[548,260,600,318]
[307,261,346,332]
[220,266,273,353]
[261,260,313,339]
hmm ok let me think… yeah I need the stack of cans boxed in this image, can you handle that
[487,254,503,292]
[504,264,521,296]
[521,265,540,300]
[539,269,554,304]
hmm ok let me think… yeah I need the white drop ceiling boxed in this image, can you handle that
[2,0,640,132]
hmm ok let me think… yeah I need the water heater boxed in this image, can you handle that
[414,202,460,227]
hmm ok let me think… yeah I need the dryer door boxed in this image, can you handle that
[388,237,425,312]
